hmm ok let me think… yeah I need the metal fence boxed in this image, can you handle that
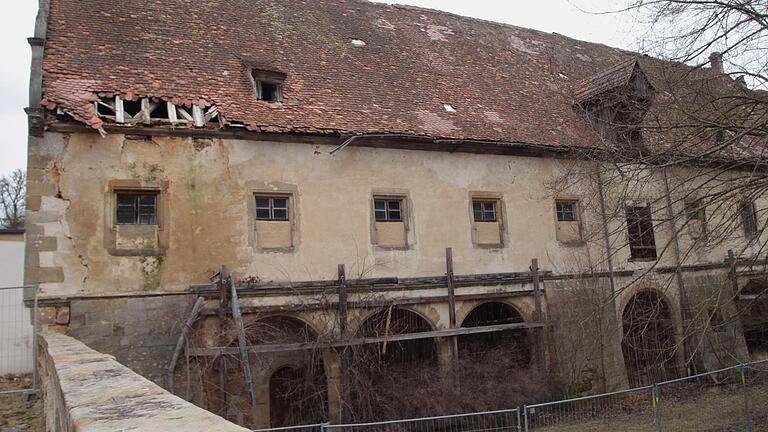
[254,360,768,432]
[0,284,38,397]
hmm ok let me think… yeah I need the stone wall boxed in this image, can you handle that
[38,331,250,431]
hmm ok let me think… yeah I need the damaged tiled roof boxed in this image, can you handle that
[40,0,737,148]
[574,59,640,103]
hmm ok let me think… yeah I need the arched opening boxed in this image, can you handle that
[356,307,436,365]
[269,364,327,428]
[621,290,678,387]
[224,315,328,428]
[350,307,437,420]
[458,302,531,367]
[739,279,768,361]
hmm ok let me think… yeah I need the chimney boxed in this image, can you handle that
[709,52,723,73]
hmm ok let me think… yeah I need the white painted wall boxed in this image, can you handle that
[0,234,32,375]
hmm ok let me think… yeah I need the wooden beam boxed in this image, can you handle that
[531,258,546,369]
[140,98,152,124]
[115,96,125,123]
[177,106,194,122]
[230,276,256,407]
[192,105,205,127]
[188,321,546,357]
[164,296,205,392]
[167,102,178,123]
[337,264,350,422]
[446,248,458,366]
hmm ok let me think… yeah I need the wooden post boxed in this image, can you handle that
[446,248,459,365]
[337,264,350,422]
[230,276,257,408]
[531,258,546,368]
[728,249,740,294]
[165,296,205,392]
[217,265,229,416]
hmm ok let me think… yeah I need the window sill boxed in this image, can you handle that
[373,244,411,251]
[474,243,504,250]
[255,246,296,253]
[108,248,164,257]
[557,240,585,247]
[628,257,658,263]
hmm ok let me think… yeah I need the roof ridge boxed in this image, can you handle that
[376,1,636,55]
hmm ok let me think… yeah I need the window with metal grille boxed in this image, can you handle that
[685,199,706,221]
[626,206,657,259]
[740,200,758,239]
[555,200,578,221]
[116,192,158,225]
[374,199,402,222]
[473,200,497,222]
[255,196,289,221]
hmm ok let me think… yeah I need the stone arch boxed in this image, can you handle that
[620,289,679,387]
[348,307,438,421]
[243,314,329,428]
[458,301,532,367]
[739,279,768,360]
[355,306,437,365]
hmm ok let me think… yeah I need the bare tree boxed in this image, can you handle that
[0,169,25,229]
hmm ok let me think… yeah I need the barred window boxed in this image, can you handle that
[116,192,158,225]
[626,206,656,260]
[255,196,289,221]
[374,199,402,222]
[473,201,497,222]
[740,200,758,239]
[556,200,578,222]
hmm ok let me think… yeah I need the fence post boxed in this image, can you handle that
[652,385,661,432]
[741,366,753,432]
[523,405,529,432]
[516,407,522,432]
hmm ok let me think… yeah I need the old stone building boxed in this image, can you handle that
[25,0,766,428]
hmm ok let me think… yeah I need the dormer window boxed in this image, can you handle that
[251,69,286,103]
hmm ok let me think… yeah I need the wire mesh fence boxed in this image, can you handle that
[0,285,38,395]
[523,385,654,431]
[251,359,768,432]
[323,409,521,432]
[653,361,768,432]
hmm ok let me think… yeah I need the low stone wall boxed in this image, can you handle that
[39,332,250,431]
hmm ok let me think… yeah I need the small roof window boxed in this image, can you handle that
[351,38,367,46]
[443,103,456,113]
[250,69,287,103]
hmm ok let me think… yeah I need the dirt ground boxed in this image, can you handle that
[0,375,43,432]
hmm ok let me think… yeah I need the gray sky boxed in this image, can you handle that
[0,1,636,178]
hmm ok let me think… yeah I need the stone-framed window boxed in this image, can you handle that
[626,205,657,260]
[371,194,409,248]
[554,199,582,243]
[684,198,707,240]
[469,192,505,248]
[740,200,758,240]
[253,193,294,250]
[105,180,167,256]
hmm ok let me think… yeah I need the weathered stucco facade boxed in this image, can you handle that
[26,0,768,428]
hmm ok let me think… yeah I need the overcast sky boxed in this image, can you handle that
[0,1,637,178]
